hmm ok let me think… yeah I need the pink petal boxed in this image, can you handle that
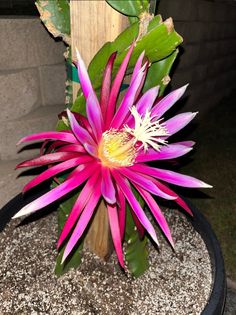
[112,170,159,245]
[107,204,125,267]
[58,169,100,248]
[46,141,65,154]
[17,131,77,145]
[23,155,93,192]
[16,152,81,169]
[117,186,126,241]
[177,141,196,147]
[13,164,97,219]
[62,177,102,263]
[72,112,94,137]
[135,143,193,163]
[119,168,176,200]
[100,52,117,120]
[105,43,134,128]
[86,93,103,141]
[67,109,96,146]
[164,112,198,138]
[153,178,193,215]
[101,167,116,204]
[56,144,86,153]
[151,84,189,119]
[125,86,159,127]
[130,51,145,85]
[130,164,212,188]
[110,63,147,129]
[135,186,174,247]
[76,49,95,100]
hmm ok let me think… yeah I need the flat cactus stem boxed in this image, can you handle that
[35,0,71,45]
[70,0,128,259]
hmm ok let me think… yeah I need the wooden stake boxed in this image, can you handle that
[70,1,127,259]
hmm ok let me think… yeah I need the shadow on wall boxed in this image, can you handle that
[0,16,66,161]
[158,0,236,116]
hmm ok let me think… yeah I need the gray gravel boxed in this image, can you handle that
[0,209,212,315]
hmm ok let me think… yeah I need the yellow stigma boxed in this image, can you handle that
[98,129,136,168]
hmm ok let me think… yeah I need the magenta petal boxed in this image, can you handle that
[58,169,100,248]
[72,112,94,137]
[101,167,116,204]
[130,51,145,85]
[119,168,176,200]
[152,84,189,119]
[100,52,117,120]
[111,64,147,129]
[105,43,134,128]
[153,179,193,215]
[67,109,96,146]
[112,170,159,245]
[125,86,159,127]
[164,112,198,137]
[76,49,94,100]
[130,164,212,188]
[62,178,102,263]
[177,141,196,147]
[136,143,193,162]
[23,155,93,192]
[56,144,86,153]
[17,131,77,145]
[117,186,126,241]
[13,164,97,219]
[16,152,81,169]
[86,93,103,141]
[135,186,174,247]
[107,204,125,267]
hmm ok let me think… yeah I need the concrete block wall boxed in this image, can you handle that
[158,0,236,116]
[0,17,66,161]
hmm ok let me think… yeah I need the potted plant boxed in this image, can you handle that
[0,1,226,314]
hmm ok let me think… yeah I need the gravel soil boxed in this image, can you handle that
[0,209,212,315]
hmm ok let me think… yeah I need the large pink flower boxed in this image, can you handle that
[14,45,211,267]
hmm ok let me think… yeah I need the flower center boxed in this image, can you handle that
[98,129,136,168]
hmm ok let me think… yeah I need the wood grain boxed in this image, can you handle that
[70,0,127,259]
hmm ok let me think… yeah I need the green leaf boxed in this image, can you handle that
[143,49,179,95]
[106,0,149,17]
[71,15,182,114]
[51,179,83,276]
[125,188,149,278]
[35,0,70,44]
[55,241,83,276]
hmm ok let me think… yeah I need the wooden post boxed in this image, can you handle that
[70,1,127,259]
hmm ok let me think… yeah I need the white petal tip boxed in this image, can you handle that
[203,183,213,188]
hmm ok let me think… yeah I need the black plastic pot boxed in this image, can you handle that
[0,190,226,315]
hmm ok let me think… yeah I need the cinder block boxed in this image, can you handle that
[0,18,65,71]
[197,1,215,22]
[158,0,198,21]
[178,44,200,70]
[214,3,229,22]
[0,159,34,208]
[191,64,208,84]
[39,64,66,106]
[0,104,65,160]
[171,69,193,89]
[0,68,40,121]
[175,22,203,44]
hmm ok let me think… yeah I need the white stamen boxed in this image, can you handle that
[125,106,169,152]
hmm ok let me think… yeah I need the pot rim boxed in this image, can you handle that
[184,198,226,315]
